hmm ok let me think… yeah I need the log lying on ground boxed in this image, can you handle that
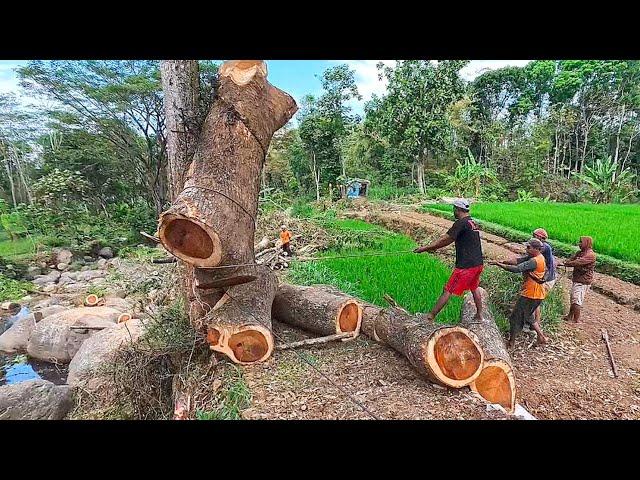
[84,294,102,307]
[361,300,484,388]
[459,288,515,412]
[254,236,274,253]
[271,284,363,337]
[204,266,277,365]
[158,60,297,268]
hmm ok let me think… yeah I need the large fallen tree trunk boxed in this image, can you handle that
[271,284,363,337]
[202,266,277,365]
[360,300,484,388]
[158,60,297,269]
[158,60,297,365]
[459,288,516,412]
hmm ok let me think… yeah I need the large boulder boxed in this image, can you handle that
[75,270,107,282]
[0,310,38,353]
[25,266,42,280]
[33,270,61,287]
[0,380,73,420]
[54,248,74,265]
[102,297,134,313]
[67,319,145,387]
[26,307,121,363]
[97,247,114,259]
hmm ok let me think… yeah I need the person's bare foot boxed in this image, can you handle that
[424,313,435,323]
[563,315,572,322]
[536,335,548,346]
[474,313,483,322]
[507,339,515,349]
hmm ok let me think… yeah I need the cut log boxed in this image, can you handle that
[84,294,102,307]
[204,266,277,365]
[117,313,132,324]
[158,60,297,268]
[271,284,363,337]
[361,301,484,388]
[459,288,516,412]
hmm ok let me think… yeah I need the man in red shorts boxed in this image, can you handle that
[413,198,484,322]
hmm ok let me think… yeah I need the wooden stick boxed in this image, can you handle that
[69,325,108,331]
[152,257,178,264]
[276,332,356,350]
[140,231,160,243]
[601,328,619,378]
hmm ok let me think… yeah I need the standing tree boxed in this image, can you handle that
[366,60,468,193]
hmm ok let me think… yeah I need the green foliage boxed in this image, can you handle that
[0,274,35,302]
[117,245,165,262]
[425,202,640,284]
[574,156,637,203]
[195,366,251,420]
[445,149,506,200]
[287,219,463,322]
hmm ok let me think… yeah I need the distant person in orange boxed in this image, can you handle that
[560,236,596,323]
[280,225,293,256]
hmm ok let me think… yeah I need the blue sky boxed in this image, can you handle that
[0,60,531,118]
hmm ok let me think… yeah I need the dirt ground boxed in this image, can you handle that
[241,204,640,420]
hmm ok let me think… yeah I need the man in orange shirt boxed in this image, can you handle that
[492,237,549,348]
[279,225,293,256]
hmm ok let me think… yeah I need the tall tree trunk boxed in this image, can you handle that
[312,151,321,202]
[160,60,201,308]
[3,155,17,208]
[160,61,201,203]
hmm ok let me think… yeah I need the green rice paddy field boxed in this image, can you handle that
[427,202,640,265]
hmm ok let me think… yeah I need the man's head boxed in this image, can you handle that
[525,237,543,256]
[280,225,287,231]
[533,228,548,241]
[452,198,470,219]
[578,236,593,251]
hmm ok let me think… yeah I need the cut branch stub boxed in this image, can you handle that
[158,60,298,268]
[459,288,516,412]
[204,266,277,365]
[271,284,363,337]
[361,305,484,388]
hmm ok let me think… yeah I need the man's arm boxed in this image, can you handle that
[414,234,454,253]
[565,255,595,267]
[495,257,537,273]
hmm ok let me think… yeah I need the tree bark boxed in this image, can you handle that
[160,61,201,203]
[459,288,515,412]
[271,284,363,337]
[202,265,277,364]
[360,301,484,388]
[158,60,297,268]
[158,61,297,365]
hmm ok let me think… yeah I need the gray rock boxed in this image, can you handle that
[97,247,114,259]
[25,266,42,280]
[0,380,73,420]
[76,270,107,282]
[33,270,62,286]
[55,249,73,265]
[0,313,38,353]
[42,284,57,293]
[67,319,144,387]
[57,263,69,271]
[83,256,94,262]
[97,258,108,269]
[26,306,121,363]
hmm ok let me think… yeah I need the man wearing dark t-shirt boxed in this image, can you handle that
[414,198,484,322]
